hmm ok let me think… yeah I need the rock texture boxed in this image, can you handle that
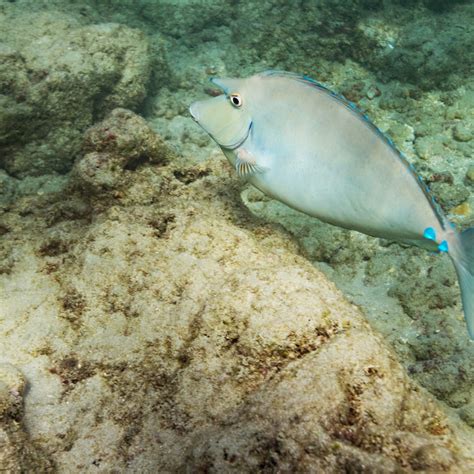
[0,111,473,471]
[73,108,176,194]
[0,10,153,177]
[0,363,53,471]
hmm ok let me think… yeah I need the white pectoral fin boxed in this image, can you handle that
[235,148,267,178]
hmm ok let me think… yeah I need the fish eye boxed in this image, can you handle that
[229,93,242,108]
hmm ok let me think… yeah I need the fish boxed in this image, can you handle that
[189,71,474,340]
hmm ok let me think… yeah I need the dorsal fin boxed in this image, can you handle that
[260,70,447,229]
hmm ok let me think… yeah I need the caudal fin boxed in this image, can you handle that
[452,228,474,340]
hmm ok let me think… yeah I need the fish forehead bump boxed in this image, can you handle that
[244,72,302,103]
[210,73,287,104]
[211,71,320,99]
[210,77,247,94]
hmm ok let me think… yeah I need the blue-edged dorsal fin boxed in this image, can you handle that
[259,70,447,229]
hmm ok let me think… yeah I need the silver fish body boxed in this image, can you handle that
[190,71,474,339]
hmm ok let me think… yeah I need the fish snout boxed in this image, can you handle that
[189,103,200,123]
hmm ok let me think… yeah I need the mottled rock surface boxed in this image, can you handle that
[0,10,153,177]
[0,363,53,471]
[0,122,473,470]
[73,108,176,194]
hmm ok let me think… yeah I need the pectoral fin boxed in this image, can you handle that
[235,148,266,178]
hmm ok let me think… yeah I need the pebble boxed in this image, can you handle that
[465,165,474,183]
[366,85,381,100]
[415,137,432,160]
[453,123,472,142]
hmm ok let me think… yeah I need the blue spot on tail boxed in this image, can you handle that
[438,240,449,253]
[423,227,436,241]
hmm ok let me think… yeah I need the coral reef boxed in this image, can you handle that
[356,2,474,89]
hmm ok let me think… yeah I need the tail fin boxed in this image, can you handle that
[452,228,474,340]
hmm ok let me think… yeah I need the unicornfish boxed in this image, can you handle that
[189,71,474,339]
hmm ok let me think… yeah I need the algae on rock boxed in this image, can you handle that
[0,11,154,177]
[1,112,473,470]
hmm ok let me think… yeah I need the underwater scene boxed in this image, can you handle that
[0,0,473,471]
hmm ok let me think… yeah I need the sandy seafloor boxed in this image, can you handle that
[0,0,473,471]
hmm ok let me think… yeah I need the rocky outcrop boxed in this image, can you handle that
[73,108,176,194]
[0,110,472,471]
[0,11,153,177]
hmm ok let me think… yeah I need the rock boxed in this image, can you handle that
[410,444,457,471]
[73,151,124,193]
[414,135,446,160]
[466,165,474,184]
[0,170,17,206]
[357,2,474,89]
[0,154,473,471]
[0,363,53,471]
[428,181,470,211]
[0,11,154,177]
[388,256,458,320]
[82,108,175,166]
[366,84,381,100]
[0,363,26,419]
[180,332,463,472]
[72,108,175,194]
[451,201,471,217]
[459,402,474,428]
[453,123,472,142]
